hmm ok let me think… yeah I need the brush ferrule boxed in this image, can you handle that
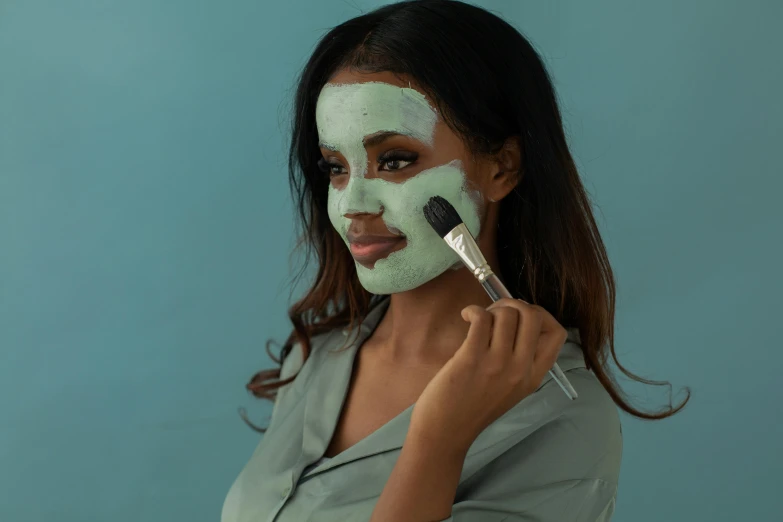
[444,224,494,282]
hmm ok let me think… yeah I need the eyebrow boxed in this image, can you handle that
[363,131,402,148]
[318,131,407,151]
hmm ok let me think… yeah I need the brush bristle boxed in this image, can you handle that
[423,196,463,238]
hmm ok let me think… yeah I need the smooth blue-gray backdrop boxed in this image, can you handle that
[1,0,780,520]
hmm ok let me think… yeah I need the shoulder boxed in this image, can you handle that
[267,327,345,429]
[278,328,345,394]
[456,367,622,513]
[528,367,623,483]
[557,367,621,433]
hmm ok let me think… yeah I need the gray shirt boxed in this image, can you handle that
[222,296,622,521]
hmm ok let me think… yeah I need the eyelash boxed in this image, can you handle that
[317,152,418,177]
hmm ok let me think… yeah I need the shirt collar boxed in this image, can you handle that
[298,295,586,479]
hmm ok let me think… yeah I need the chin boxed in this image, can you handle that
[355,266,449,295]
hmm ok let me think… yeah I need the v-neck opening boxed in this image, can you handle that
[298,296,586,480]
[300,296,413,474]
[319,297,398,458]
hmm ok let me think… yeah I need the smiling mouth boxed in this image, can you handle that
[348,236,407,266]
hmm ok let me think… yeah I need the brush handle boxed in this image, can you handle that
[480,275,578,400]
[439,222,578,400]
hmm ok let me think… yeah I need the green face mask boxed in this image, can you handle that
[316,81,483,295]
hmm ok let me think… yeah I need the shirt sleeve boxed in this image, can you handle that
[435,367,622,522]
[438,478,617,522]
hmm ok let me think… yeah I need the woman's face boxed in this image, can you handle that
[316,69,499,295]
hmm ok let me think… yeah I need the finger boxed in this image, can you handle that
[511,303,544,371]
[532,323,567,379]
[487,298,539,363]
[532,308,567,365]
[533,339,564,380]
[537,305,567,337]
[487,305,519,356]
[486,297,523,312]
[533,329,566,364]
[461,305,493,353]
[487,299,564,373]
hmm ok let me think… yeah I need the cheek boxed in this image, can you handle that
[384,162,482,237]
[377,183,437,237]
[326,185,347,236]
[370,184,407,218]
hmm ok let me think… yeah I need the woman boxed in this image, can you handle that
[223,1,689,520]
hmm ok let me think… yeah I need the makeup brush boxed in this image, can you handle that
[423,195,578,400]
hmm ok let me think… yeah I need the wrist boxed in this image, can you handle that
[407,419,474,458]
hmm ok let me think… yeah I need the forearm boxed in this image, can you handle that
[369,426,470,522]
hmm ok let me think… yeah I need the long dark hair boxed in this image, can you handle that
[240,0,689,432]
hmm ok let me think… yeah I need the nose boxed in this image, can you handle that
[345,204,385,220]
[337,177,383,217]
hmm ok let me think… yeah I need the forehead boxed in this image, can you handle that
[315,81,439,145]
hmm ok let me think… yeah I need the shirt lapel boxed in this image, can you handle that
[299,297,392,475]
[299,296,587,478]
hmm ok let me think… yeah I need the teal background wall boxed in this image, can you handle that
[1,0,780,520]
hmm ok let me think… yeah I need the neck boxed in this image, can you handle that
[364,201,504,366]
[370,259,501,367]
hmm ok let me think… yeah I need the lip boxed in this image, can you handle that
[347,234,406,265]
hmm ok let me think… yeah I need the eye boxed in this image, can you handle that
[380,158,412,171]
[317,157,347,177]
[378,151,418,172]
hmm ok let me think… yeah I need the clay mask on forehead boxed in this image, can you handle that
[316,81,482,295]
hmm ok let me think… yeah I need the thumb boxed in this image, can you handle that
[461,304,483,322]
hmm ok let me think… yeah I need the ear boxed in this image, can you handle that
[486,136,522,202]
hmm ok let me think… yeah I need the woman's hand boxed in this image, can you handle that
[409,298,568,453]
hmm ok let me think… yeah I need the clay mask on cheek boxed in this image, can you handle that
[317,82,483,294]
